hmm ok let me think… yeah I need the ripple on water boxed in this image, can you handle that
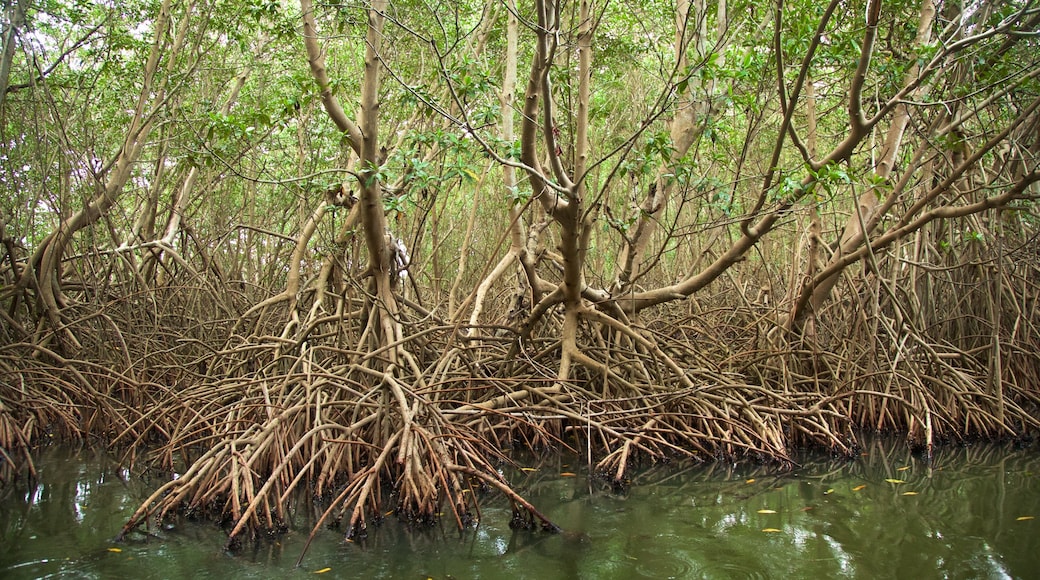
[631,553,696,579]
[631,553,770,580]
[689,560,771,580]
[625,533,770,580]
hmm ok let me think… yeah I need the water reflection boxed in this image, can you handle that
[0,438,1038,579]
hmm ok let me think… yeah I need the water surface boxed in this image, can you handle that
[1,438,1038,579]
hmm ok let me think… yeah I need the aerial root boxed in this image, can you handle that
[4,278,1038,553]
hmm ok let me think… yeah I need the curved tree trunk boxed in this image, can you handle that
[613,0,726,292]
[786,0,936,332]
[24,0,185,349]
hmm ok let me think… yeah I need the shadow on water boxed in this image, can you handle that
[1,437,1039,579]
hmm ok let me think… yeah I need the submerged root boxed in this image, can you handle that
[0,402,35,484]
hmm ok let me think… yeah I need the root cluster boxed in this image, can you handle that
[0,255,1038,551]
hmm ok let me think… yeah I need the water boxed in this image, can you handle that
[1,437,1039,579]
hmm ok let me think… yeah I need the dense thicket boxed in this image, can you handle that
[1,0,1038,548]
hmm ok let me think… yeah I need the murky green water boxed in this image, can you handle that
[2,437,1039,579]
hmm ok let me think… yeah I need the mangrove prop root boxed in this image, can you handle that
[1,256,1038,551]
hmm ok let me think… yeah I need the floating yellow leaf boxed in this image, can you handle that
[762,528,782,533]
[897,466,911,471]
[560,472,577,477]
[800,506,814,512]
[521,467,538,472]
[757,509,777,514]
[384,510,394,516]
[852,485,867,491]
[1016,516,1035,521]
[885,478,906,484]
[823,488,835,495]
[314,568,332,574]
[107,548,123,553]
[902,491,919,496]
[745,478,755,484]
